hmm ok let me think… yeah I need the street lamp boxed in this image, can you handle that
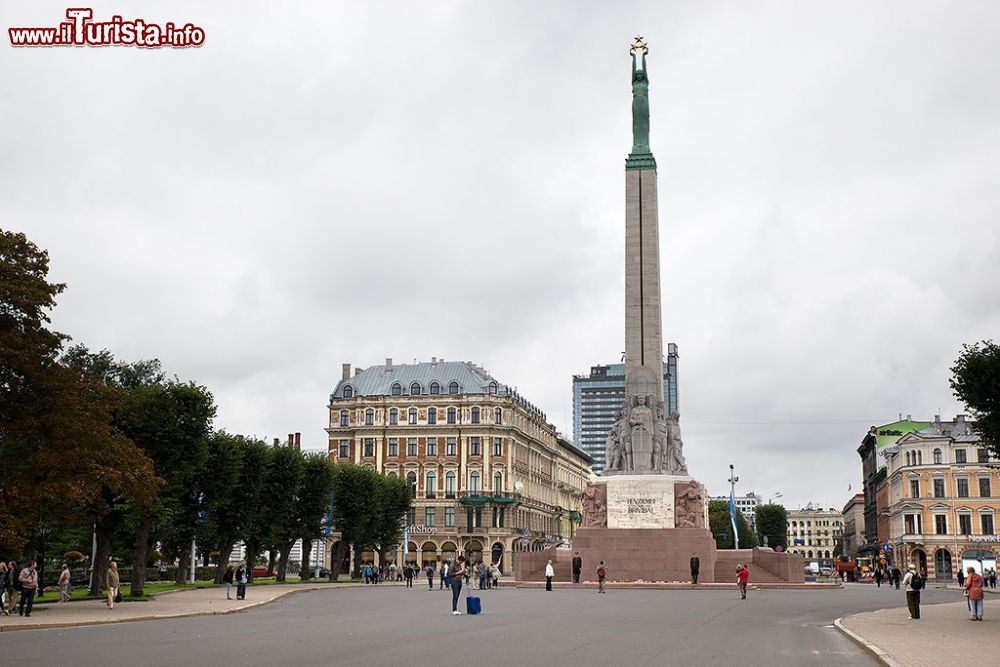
[38,522,51,598]
[769,492,783,504]
[729,464,740,550]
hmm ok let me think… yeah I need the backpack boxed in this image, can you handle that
[597,566,606,578]
[911,573,925,590]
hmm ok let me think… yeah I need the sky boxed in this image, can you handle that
[3,1,998,510]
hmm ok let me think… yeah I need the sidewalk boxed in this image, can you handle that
[0,582,356,632]
[837,600,997,667]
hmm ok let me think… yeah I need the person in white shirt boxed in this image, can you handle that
[545,560,555,592]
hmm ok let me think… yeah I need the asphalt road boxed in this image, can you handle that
[3,583,963,666]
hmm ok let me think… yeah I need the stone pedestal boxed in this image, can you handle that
[573,526,717,583]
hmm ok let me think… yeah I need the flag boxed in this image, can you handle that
[729,488,739,548]
[404,526,409,555]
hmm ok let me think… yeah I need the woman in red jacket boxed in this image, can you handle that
[737,564,750,600]
[964,566,984,621]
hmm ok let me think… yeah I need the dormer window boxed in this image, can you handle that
[410,382,421,396]
[343,385,353,398]
[449,381,460,395]
[488,382,498,395]
[391,383,402,397]
[430,382,440,395]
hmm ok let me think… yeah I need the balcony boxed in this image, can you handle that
[458,491,519,506]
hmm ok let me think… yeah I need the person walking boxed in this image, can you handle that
[737,563,750,600]
[958,567,966,588]
[4,561,19,615]
[874,568,882,588]
[892,566,902,589]
[58,563,71,602]
[690,553,700,585]
[18,561,39,617]
[490,562,500,590]
[426,564,435,590]
[902,565,923,619]
[0,562,7,615]
[404,564,413,588]
[572,552,582,584]
[964,566,984,621]
[223,565,235,600]
[106,561,120,610]
[439,562,448,590]
[449,556,466,615]
[545,560,554,592]
[389,562,397,582]
[235,562,248,600]
[597,561,607,594]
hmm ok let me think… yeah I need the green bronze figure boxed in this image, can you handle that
[630,41,650,154]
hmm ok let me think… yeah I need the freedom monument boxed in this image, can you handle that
[516,38,803,583]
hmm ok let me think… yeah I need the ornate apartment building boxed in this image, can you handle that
[882,415,1000,579]
[326,358,592,573]
[786,507,844,564]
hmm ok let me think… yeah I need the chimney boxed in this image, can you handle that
[956,414,966,423]
[273,437,279,447]
[431,356,437,366]
[342,363,351,381]
[294,432,301,450]
[385,358,393,372]
[288,433,294,447]
[906,414,911,421]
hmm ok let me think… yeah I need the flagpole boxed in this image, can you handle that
[729,464,740,550]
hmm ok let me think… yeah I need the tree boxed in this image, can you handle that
[237,438,272,582]
[294,453,335,580]
[262,444,304,583]
[708,500,753,550]
[329,464,380,581]
[371,475,413,567]
[951,340,1000,458]
[754,503,788,550]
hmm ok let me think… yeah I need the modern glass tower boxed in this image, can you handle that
[572,343,679,472]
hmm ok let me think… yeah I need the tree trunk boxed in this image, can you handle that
[130,513,153,597]
[245,541,259,583]
[89,521,112,595]
[214,543,234,584]
[330,540,346,582]
[276,542,294,583]
[175,542,191,585]
[352,544,363,579]
[266,548,277,577]
[300,538,313,580]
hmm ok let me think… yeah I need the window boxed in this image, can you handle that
[430,382,440,395]
[410,382,421,396]
[427,438,438,456]
[340,410,349,427]
[978,449,990,463]
[493,471,503,494]
[904,514,921,534]
[960,514,972,536]
[446,438,457,456]
[918,450,922,465]
[389,408,398,425]
[388,438,398,456]
[343,385,353,398]
[910,479,920,498]
[935,515,947,535]
[425,507,436,527]
[338,439,349,458]
[493,437,502,456]
[387,471,397,478]
[445,471,456,498]
[363,438,374,457]
[979,478,992,498]
[495,407,502,424]
[406,471,417,495]
[365,409,374,426]
[391,383,402,396]
[982,514,995,535]
[958,478,969,497]
[449,381,459,395]
[407,438,418,456]
[407,508,416,526]
[428,407,437,425]
[955,449,967,464]
[408,408,417,425]
[488,382,498,394]
[470,437,481,456]
[471,407,480,424]
[470,471,481,493]
[933,448,942,464]
[447,407,456,424]
[933,478,945,498]
[445,507,455,527]
[426,472,436,498]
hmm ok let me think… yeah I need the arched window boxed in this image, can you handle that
[410,382,421,396]
[446,471,456,497]
[389,408,398,425]
[343,385,353,398]
[807,550,813,558]
[365,408,374,426]
[408,408,417,425]
[426,472,436,498]
[406,471,417,495]
[428,407,437,425]
[488,382,498,395]
[430,382,440,395]
[494,407,502,424]
[493,471,503,494]
[447,407,456,424]
[449,381,459,395]
[933,448,942,464]
[470,471,481,493]
[471,407,480,424]
[391,383,402,396]
[906,452,911,466]
[825,550,831,558]
[918,450,923,465]
[387,471,397,478]
[339,410,349,427]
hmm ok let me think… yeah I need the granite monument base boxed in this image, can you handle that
[573,526,718,582]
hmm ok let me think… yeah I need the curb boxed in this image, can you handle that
[833,616,900,667]
[0,584,359,633]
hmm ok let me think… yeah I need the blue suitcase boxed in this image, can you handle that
[466,594,481,615]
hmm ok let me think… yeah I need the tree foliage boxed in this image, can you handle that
[754,503,788,550]
[708,499,753,550]
[951,340,1000,458]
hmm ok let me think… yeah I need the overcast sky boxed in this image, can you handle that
[4,1,998,510]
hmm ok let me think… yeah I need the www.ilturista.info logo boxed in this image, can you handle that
[9,8,205,48]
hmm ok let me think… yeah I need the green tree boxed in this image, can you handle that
[371,474,413,567]
[294,453,336,580]
[237,439,273,582]
[754,503,788,550]
[951,340,1000,458]
[263,444,304,582]
[708,500,753,550]
[329,464,379,580]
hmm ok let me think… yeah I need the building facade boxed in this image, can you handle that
[842,493,865,554]
[572,344,679,472]
[882,415,1000,579]
[787,507,844,564]
[709,491,762,531]
[326,359,592,573]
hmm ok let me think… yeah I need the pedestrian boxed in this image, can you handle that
[478,562,487,590]
[440,562,448,590]
[5,561,19,615]
[106,561,120,610]
[991,568,998,589]
[874,568,882,588]
[490,562,500,590]
[389,562,397,582]
[958,567,966,588]
[58,563,71,602]
[0,562,7,615]
[545,560,554,592]
[449,556,467,615]
[964,566,984,621]
[690,553,700,585]
[892,566,902,590]
[223,565,235,600]
[902,565,923,619]
[597,561,607,594]
[426,564,435,590]
[737,563,750,600]
[404,564,413,588]
[235,561,248,600]
[572,552,582,584]
[18,561,39,617]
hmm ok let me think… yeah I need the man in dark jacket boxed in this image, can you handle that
[572,552,582,584]
[690,553,700,584]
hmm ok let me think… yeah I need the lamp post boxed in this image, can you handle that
[768,492,783,504]
[729,464,740,550]
[37,522,51,598]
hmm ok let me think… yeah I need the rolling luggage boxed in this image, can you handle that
[466,593,481,615]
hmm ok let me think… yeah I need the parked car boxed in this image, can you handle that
[253,566,269,578]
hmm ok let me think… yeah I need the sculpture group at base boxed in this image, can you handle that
[604,394,688,475]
